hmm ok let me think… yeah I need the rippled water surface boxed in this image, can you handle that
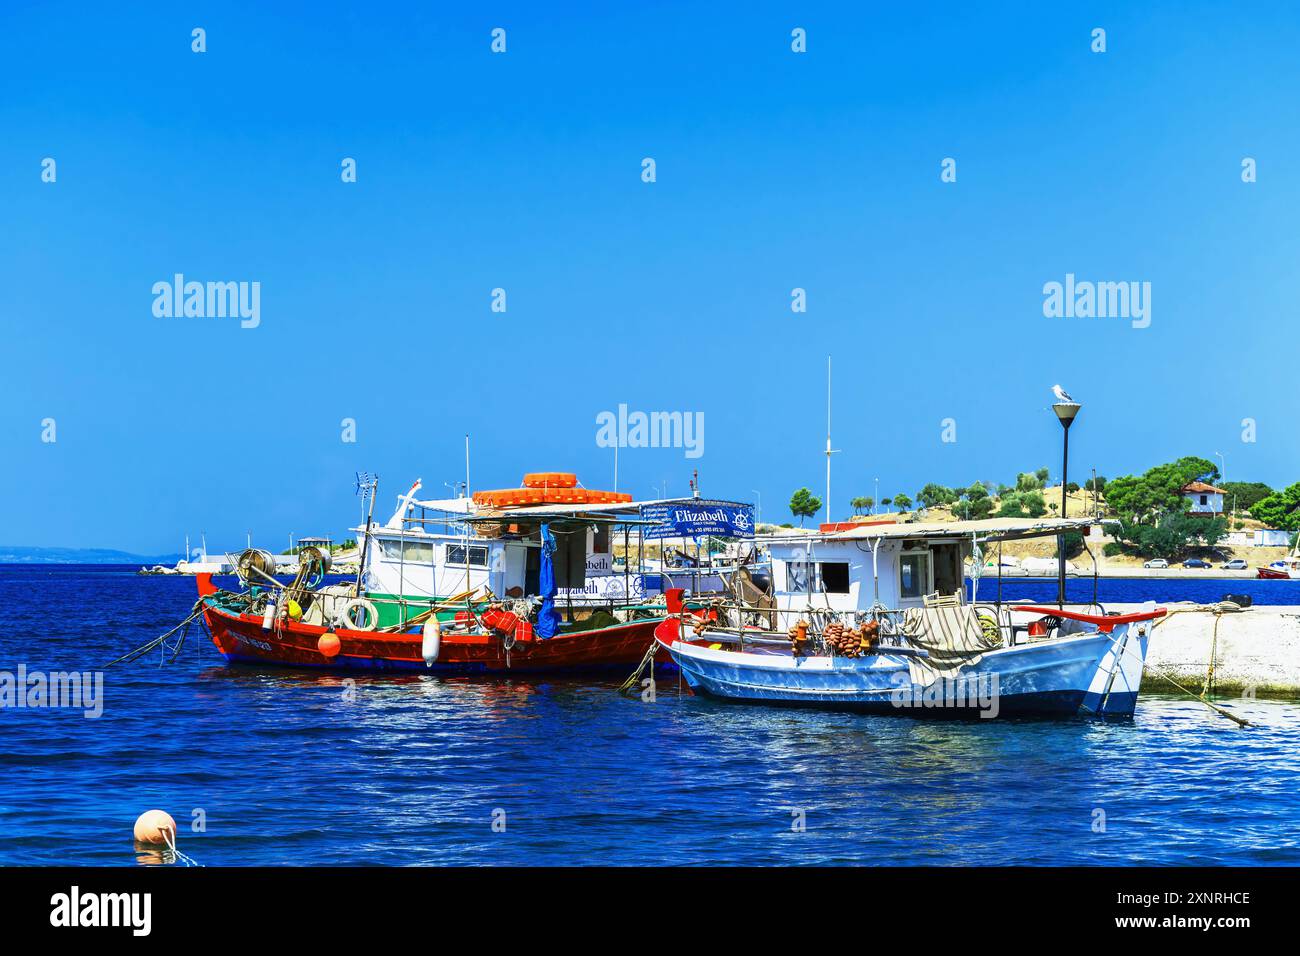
[1,566,1297,865]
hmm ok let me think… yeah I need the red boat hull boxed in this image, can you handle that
[1257,567,1290,579]
[197,577,669,674]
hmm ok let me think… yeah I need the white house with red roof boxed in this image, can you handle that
[1180,480,1226,515]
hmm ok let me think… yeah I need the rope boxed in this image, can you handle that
[1203,612,1222,697]
[105,599,207,667]
[618,639,660,696]
[1147,601,1245,709]
[1092,614,1251,727]
[1146,664,1251,727]
[159,825,202,867]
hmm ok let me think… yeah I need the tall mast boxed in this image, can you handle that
[825,356,840,524]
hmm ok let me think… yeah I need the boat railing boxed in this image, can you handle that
[678,597,1116,653]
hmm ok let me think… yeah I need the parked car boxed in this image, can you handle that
[1182,558,1211,569]
[1143,558,1169,569]
[1222,558,1248,570]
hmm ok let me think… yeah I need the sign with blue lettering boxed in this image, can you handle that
[639,500,755,540]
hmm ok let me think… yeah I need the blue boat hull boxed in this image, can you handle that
[663,625,1150,719]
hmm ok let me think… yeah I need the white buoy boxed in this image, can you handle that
[261,599,276,630]
[422,617,441,666]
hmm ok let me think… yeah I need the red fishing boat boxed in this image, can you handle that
[193,471,756,675]
[197,573,669,673]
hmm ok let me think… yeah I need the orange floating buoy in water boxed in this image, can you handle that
[318,632,341,657]
[133,809,177,846]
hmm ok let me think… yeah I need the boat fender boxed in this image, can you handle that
[422,617,442,666]
[318,632,341,658]
[339,598,378,632]
[286,599,303,622]
[261,599,277,631]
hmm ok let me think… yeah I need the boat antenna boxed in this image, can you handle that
[825,356,840,525]
[354,472,378,593]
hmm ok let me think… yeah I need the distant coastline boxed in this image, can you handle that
[0,546,182,565]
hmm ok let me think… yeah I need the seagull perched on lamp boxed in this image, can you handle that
[1051,384,1076,403]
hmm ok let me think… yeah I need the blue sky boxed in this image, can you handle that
[2,2,1298,552]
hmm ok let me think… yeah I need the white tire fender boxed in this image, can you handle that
[422,616,442,666]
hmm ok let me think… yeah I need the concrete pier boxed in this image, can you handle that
[1110,603,1300,698]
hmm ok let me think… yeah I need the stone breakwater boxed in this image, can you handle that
[1112,603,1300,698]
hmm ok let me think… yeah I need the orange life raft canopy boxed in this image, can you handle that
[472,473,632,508]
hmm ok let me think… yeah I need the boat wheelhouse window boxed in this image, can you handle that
[819,561,850,594]
[784,560,819,593]
[446,544,490,568]
[899,551,931,600]
[379,540,436,563]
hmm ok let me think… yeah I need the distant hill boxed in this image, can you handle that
[0,546,184,565]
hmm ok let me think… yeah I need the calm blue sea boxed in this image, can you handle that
[0,565,1297,866]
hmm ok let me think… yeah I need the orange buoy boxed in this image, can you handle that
[133,809,177,846]
[523,472,578,489]
[318,632,341,657]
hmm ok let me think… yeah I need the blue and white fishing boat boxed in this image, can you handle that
[656,516,1167,718]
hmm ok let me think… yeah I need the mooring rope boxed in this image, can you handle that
[159,825,202,867]
[1146,601,1246,723]
[1091,614,1250,727]
[105,599,207,668]
[618,640,659,696]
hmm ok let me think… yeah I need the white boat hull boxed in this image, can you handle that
[660,623,1151,719]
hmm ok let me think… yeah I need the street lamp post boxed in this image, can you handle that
[1052,401,1081,606]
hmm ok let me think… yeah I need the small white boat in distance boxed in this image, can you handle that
[656,517,1166,719]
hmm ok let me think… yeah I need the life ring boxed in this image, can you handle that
[338,598,378,631]
[421,617,442,666]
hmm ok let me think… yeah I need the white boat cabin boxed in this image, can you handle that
[358,520,649,604]
[764,517,1100,614]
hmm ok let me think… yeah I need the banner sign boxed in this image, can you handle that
[558,574,659,604]
[639,500,755,540]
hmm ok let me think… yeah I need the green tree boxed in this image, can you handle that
[789,487,823,526]
[952,483,994,520]
[1104,456,1219,522]
[881,497,892,511]
[1113,514,1228,559]
[917,483,956,509]
[893,493,913,511]
[1016,471,1043,492]
[1056,531,1085,560]
[1248,482,1300,531]
[1220,481,1275,515]
[997,490,1047,519]
[850,496,871,515]
[1034,467,1050,486]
